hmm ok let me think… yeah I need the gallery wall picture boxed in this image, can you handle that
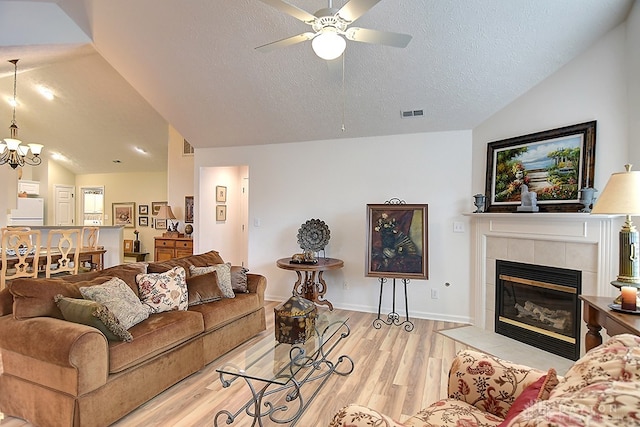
[152,201,167,216]
[139,216,148,227]
[185,196,194,223]
[139,204,149,215]
[216,205,227,221]
[216,186,227,203]
[365,204,429,280]
[112,202,136,228]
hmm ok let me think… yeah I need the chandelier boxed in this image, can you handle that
[0,59,43,169]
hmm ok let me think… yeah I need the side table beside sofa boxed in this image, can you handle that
[0,250,267,427]
[330,333,640,427]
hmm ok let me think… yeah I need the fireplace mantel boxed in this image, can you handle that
[465,212,620,335]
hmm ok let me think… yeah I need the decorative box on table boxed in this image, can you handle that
[274,294,317,344]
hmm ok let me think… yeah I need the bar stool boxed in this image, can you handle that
[44,229,81,278]
[1,229,41,289]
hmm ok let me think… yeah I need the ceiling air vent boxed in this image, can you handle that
[183,139,194,156]
[401,109,424,118]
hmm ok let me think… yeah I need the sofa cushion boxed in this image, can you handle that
[405,399,504,427]
[498,369,558,426]
[190,263,234,298]
[507,380,640,426]
[136,266,188,313]
[108,309,204,373]
[186,271,224,306]
[9,275,117,320]
[188,292,260,332]
[147,250,225,276]
[80,278,149,329]
[551,333,640,398]
[231,265,249,293]
[0,287,14,316]
[54,295,133,342]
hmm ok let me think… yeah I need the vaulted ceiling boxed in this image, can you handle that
[0,0,634,174]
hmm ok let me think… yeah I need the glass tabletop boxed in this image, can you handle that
[216,311,349,385]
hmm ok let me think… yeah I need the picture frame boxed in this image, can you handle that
[185,196,194,223]
[123,239,133,252]
[216,205,227,221]
[484,121,597,213]
[112,202,135,228]
[216,186,227,203]
[139,216,148,227]
[152,201,167,216]
[366,204,429,280]
[155,218,167,230]
[139,204,149,215]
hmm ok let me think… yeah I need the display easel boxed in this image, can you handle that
[370,197,415,332]
[372,277,414,332]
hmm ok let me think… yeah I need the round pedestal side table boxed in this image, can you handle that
[276,257,344,310]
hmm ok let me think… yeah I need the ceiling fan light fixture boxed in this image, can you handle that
[312,29,346,60]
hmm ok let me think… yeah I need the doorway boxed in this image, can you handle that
[54,185,75,226]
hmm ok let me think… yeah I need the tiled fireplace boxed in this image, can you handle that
[468,212,619,356]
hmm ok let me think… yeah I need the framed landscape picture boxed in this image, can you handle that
[484,121,596,213]
[365,204,429,280]
[112,202,135,228]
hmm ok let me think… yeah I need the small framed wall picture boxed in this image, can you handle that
[216,186,227,203]
[155,218,167,230]
[124,239,134,252]
[152,201,167,216]
[185,196,194,223]
[139,216,149,227]
[216,205,227,221]
[139,204,149,215]
[112,202,136,228]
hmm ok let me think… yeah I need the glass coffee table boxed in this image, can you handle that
[214,312,354,426]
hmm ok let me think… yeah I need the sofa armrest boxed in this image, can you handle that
[247,273,266,305]
[0,288,12,316]
[0,315,109,395]
[329,404,406,427]
[447,350,547,419]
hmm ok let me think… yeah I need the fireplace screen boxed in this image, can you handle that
[496,260,581,360]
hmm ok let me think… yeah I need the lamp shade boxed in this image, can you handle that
[591,165,640,215]
[154,205,176,220]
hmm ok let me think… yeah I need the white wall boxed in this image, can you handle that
[628,1,640,167]
[196,131,473,323]
[473,22,630,196]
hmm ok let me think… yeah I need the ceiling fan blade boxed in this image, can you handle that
[258,0,317,23]
[345,27,412,48]
[255,32,316,53]
[337,0,383,23]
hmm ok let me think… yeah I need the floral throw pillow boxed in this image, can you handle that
[136,266,188,313]
[80,277,149,329]
[190,263,234,298]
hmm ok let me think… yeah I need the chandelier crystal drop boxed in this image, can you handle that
[1,59,44,169]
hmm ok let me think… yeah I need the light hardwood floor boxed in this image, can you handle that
[0,301,469,427]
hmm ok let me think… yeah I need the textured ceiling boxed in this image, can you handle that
[0,0,634,174]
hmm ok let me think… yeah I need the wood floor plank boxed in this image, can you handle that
[0,302,470,427]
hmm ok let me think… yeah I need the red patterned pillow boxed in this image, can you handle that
[498,368,558,427]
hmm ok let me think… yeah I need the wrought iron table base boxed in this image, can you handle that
[214,321,353,426]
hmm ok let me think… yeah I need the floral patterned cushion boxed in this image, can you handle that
[406,399,504,427]
[329,404,406,427]
[447,351,548,419]
[551,334,640,398]
[136,266,188,313]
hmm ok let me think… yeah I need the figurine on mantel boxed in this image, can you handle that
[517,183,539,212]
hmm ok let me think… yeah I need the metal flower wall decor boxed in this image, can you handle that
[297,219,330,253]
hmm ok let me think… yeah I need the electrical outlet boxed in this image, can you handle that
[453,221,465,233]
[431,288,439,299]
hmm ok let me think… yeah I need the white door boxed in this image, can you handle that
[55,185,75,226]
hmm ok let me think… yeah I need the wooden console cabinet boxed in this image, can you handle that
[154,237,193,261]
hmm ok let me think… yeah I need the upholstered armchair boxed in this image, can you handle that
[329,334,640,427]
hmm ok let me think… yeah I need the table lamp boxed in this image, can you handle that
[591,164,640,302]
[154,205,181,237]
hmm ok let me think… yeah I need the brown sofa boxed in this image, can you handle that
[0,250,267,427]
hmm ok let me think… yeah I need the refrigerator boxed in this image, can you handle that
[7,198,45,226]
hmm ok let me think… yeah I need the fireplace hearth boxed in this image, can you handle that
[496,260,581,360]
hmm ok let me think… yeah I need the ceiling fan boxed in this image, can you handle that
[256,0,412,60]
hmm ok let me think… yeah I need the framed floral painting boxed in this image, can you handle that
[366,204,429,279]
